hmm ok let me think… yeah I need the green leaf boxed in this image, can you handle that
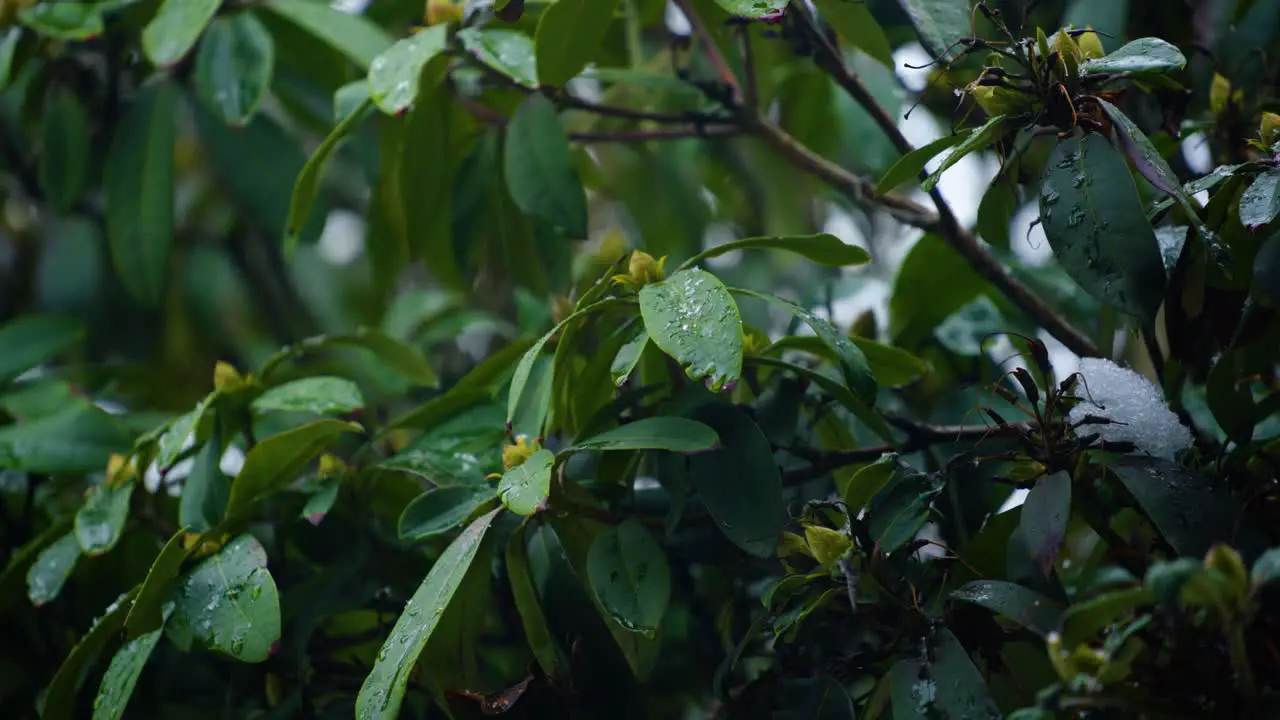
[19,2,103,40]
[26,532,80,606]
[976,180,1017,250]
[368,24,448,115]
[75,481,134,556]
[640,268,743,392]
[124,530,189,639]
[398,486,496,541]
[889,234,987,344]
[711,0,786,19]
[1239,170,1280,229]
[0,314,84,385]
[1020,471,1070,576]
[1060,586,1151,647]
[506,523,563,677]
[40,586,140,720]
[156,396,213,469]
[1097,99,1186,202]
[458,28,537,88]
[839,454,897,515]
[503,93,588,238]
[812,0,893,68]
[104,78,177,307]
[0,405,130,474]
[39,88,89,213]
[567,417,719,454]
[195,12,276,126]
[264,0,393,70]
[261,327,439,387]
[1254,234,1280,307]
[689,404,784,558]
[334,80,370,123]
[876,131,969,196]
[732,288,876,404]
[1081,37,1186,77]
[1111,457,1253,558]
[93,624,165,720]
[681,233,871,270]
[499,448,554,515]
[534,0,621,87]
[225,419,362,516]
[142,0,219,67]
[951,580,1064,636]
[890,627,999,719]
[0,28,22,92]
[610,323,648,387]
[922,115,1006,192]
[1250,548,1280,589]
[868,472,940,553]
[586,519,671,636]
[252,376,365,416]
[747,355,892,442]
[1039,133,1165,323]
[894,0,971,59]
[170,534,280,662]
[357,507,502,720]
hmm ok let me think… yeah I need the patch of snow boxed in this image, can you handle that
[1067,358,1192,461]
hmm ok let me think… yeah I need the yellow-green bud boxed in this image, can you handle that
[213,361,246,392]
[1204,543,1249,595]
[970,85,1035,117]
[425,0,464,25]
[1260,112,1280,148]
[502,435,538,470]
[804,525,852,571]
[1076,28,1104,60]
[612,250,667,290]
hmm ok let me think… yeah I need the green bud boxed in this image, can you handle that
[804,525,852,572]
[1204,543,1250,596]
[1076,28,1104,60]
[1260,112,1280,148]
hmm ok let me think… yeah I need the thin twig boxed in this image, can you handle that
[457,96,738,142]
[670,0,740,102]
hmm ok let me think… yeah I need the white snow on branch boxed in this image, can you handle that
[1068,358,1192,461]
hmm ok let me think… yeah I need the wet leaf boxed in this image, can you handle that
[1021,471,1070,576]
[1239,170,1280,229]
[356,508,501,720]
[977,180,1017,250]
[170,534,280,662]
[640,268,743,392]
[458,28,536,88]
[39,89,89,213]
[398,486,496,541]
[503,93,587,238]
[951,580,1064,636]
[93,623,166,720]
[1112,457,1257,558]
[1060,586,1151,647]
[868,472,940,553]
[41,586,140,720]
[75,481,134,556]
[26,532,80,606]
[252,376,365,416]
[1039,133,1166,323]
[178,429,228,532]
[1081,37,1186,76]
[1254,233,1280,307]
[890,627,1000,719]
[226,419,362,516]
[195,12,275,126]
[142,0,219,67]
[506,523,563,677]
[712,0,787,18]
[586,519,671,635]
[368,25,448,115]
[18,2,103,40]
[812,0,893,68]
[839,454,897,515]
[534,0,621,86]
[689,404,784,558]
[498,448,554,515]
[610,324,648,387]
[567,417,719,454]
[682,233,871,269]
[0,405,130,474]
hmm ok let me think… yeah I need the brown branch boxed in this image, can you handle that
[781,421,1028,485]
[670,0,740,102]
[780,2,1101,359]
[456,96,738,142]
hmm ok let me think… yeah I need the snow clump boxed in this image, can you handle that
[1067,357,1193,461]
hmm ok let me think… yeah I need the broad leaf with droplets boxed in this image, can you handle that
[357,508,501,720]
[711,0,786,19]
[1081,37,1186,77]
[458,28,536,88]
[639,268,744,392]
[498,448,554,515]
[169,534,281,663]
[1239,170,1280,229]
[194,12,275,126]
[368,25,448,115]
[75,481,134,556]
[890,627,1001,719]
[27,532,80,606]
[141,0,219,67]
[93,621,166,720]
[1039,133,1166,324]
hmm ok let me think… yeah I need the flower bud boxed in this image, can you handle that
[804,525,852,572]
[425,0,464,26]
[1260,112,1280,148]
[1076,28,1104,60]
[612,250,667,290]
[1204,543,1249,595]
[502,435,538,470]
[970,85,1035,117]
[213,361,245,392]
